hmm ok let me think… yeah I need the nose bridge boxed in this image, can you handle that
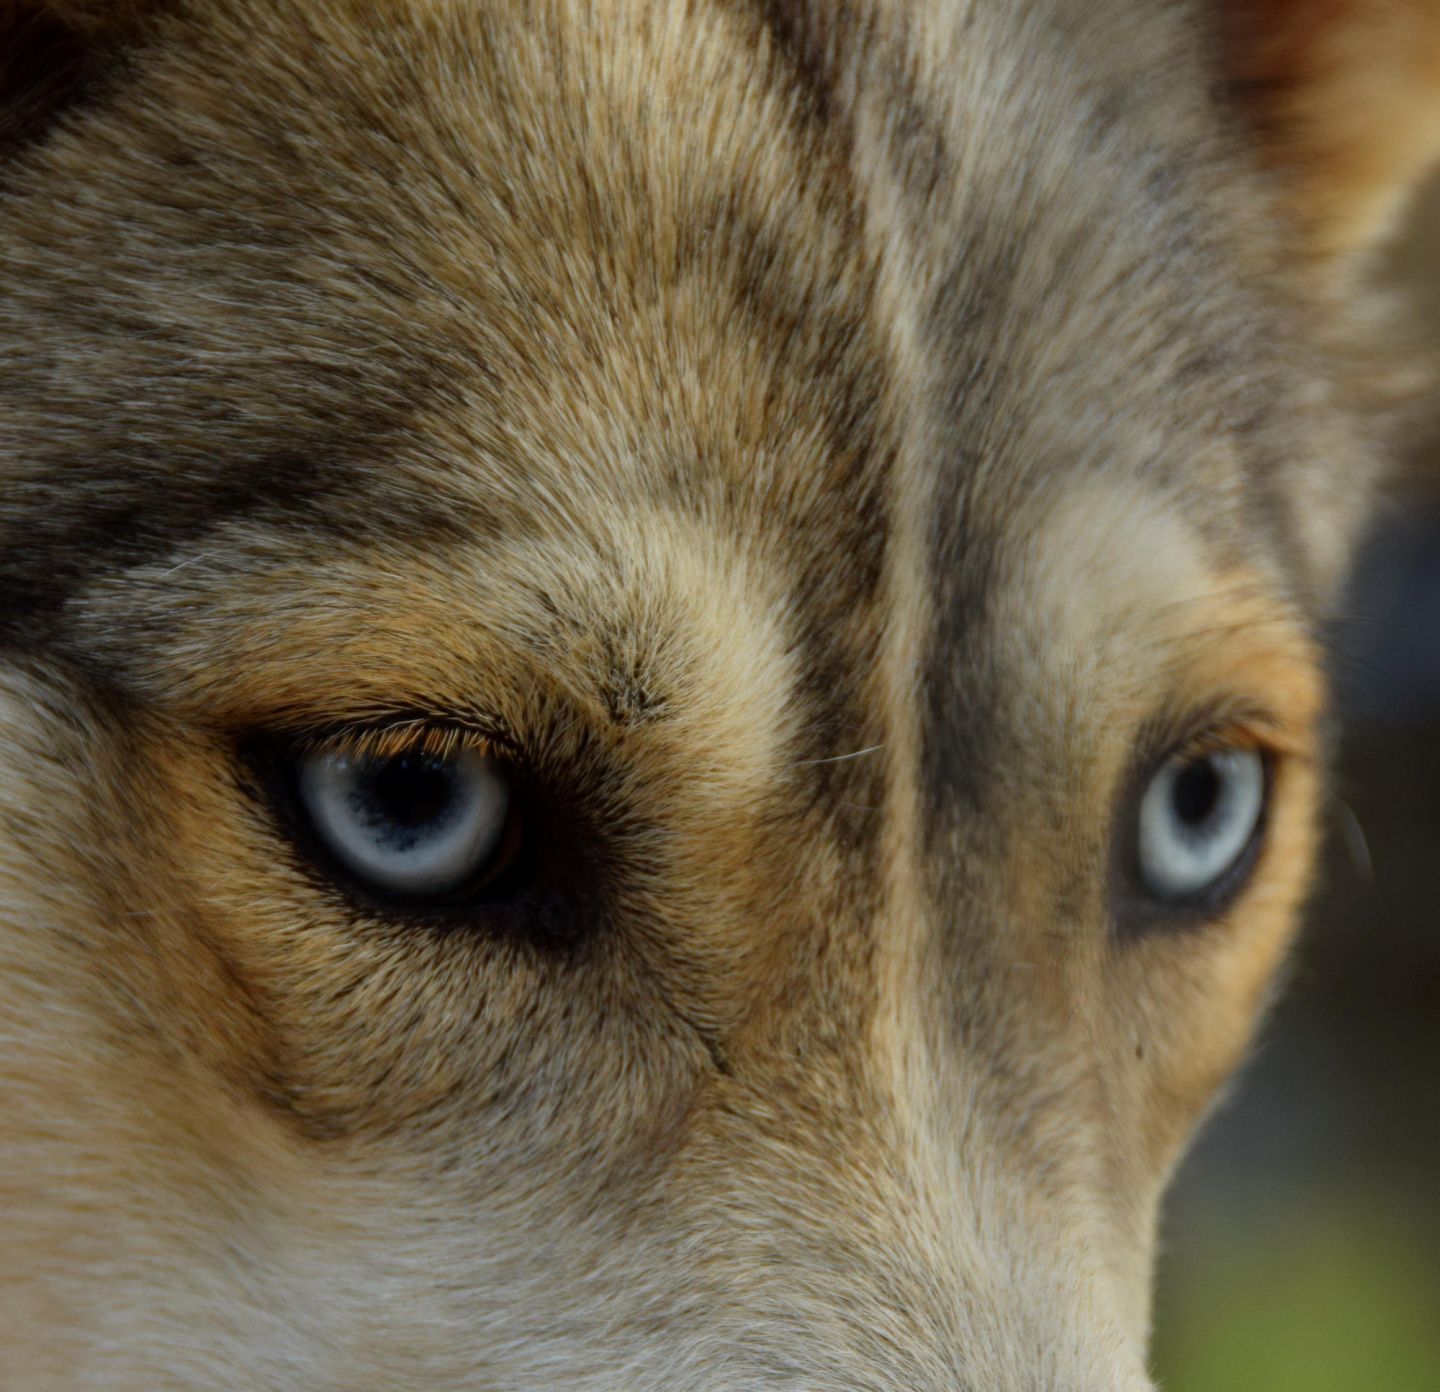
[874,906,1158,1385]
[678,995,1155,1392]
[675,1105,1157,1392]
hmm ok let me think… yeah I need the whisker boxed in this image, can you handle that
[795,742,885,767]
[155,551,215,578]
[1330,795,1374,881]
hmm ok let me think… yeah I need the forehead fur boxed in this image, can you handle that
[0,0,1368,655]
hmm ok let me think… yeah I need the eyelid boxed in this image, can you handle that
[1146,700,1307,772]
[288,718,511,765]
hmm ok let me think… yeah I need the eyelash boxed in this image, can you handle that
[289,720,504,764]
[1146,702,1286,770]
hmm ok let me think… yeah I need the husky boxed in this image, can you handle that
[2,1,1437,1387]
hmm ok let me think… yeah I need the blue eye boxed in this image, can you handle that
[1136,746,1267,904]
[295,745,512,898]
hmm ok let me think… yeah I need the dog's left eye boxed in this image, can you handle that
[294,745,514,899]
[1134,743,1268,906]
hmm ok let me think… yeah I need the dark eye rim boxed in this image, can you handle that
[238,726,532,922]
[1111,733,1276,935]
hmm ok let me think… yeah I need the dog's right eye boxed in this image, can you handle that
[293,743,516,900]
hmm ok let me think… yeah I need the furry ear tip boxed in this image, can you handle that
[1218,0,1440,266]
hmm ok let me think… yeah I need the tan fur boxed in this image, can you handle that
[1,1,1437,1388]
[1221,0,1440,262]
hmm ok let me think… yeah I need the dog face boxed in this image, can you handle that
[2,2,1436,1387]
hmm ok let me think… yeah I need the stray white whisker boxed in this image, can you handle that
[156,551,214,578]
[795,743,885,767]
[1332,796,1373,882]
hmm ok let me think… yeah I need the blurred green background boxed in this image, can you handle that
[1150,180,1440,1390]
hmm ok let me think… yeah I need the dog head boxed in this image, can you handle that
[2,2,1436,1387]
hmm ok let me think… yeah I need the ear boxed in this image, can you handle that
[0,1,158,164]
[1218,0,1440,267]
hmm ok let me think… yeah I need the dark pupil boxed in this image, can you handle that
[356,754,456,836]
[1171,756,1221,827]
